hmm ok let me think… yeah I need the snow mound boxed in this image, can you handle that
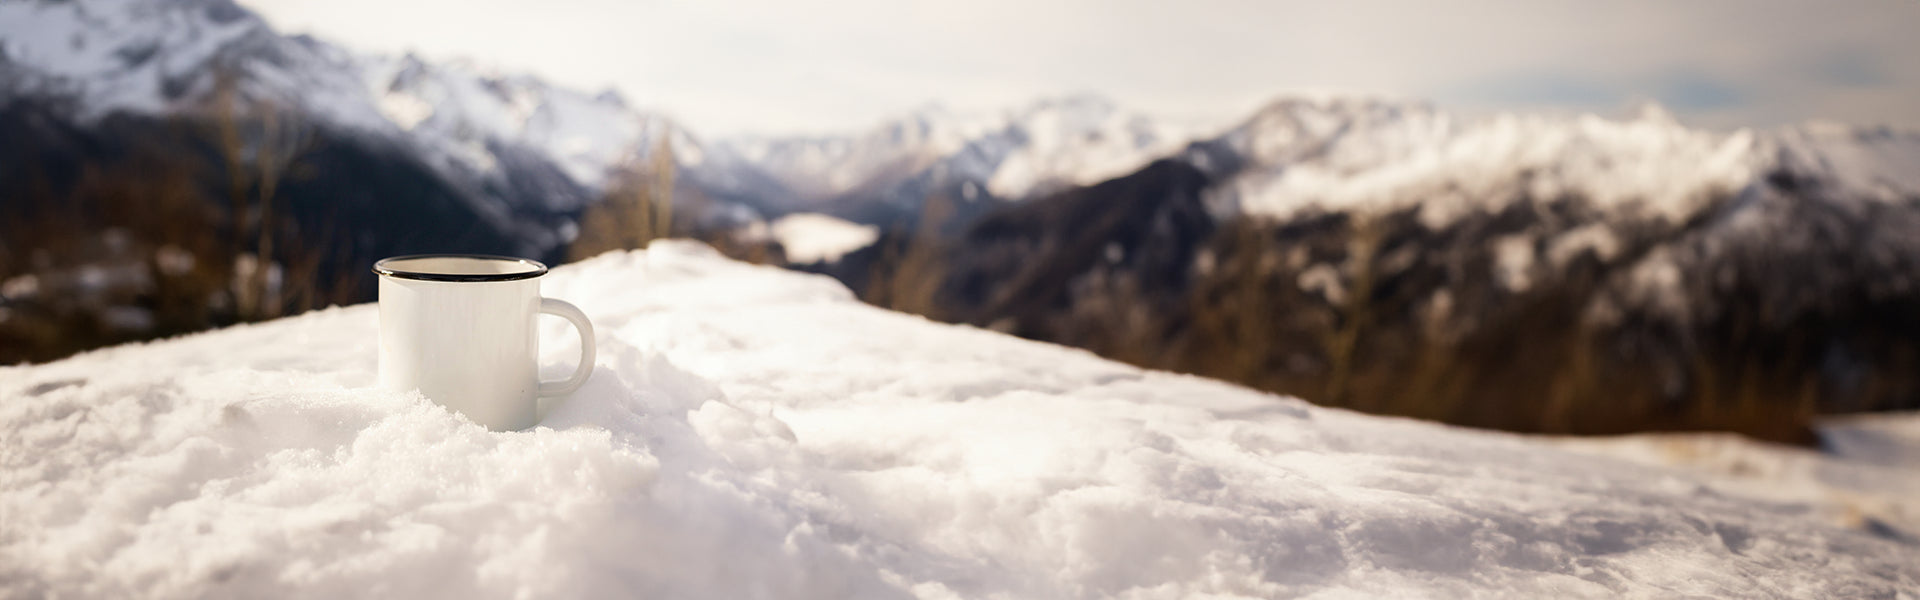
[769,213,880,264]
[1553,431,1920,552]
[1819,411,1920,469]
[4,241,1917,598]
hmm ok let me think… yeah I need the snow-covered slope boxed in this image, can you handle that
[723,104,995,203]
[725,95,1199,214]
[982,95,1198,199]
[355,54,687,208]
[1819,411,1920,469]
[766,213,880,264]
[0,0,387,130]
[4,241,1916,598]
[352,53,790,220]
[1167,96,1920,336]
[1201,97,1920,226]
[1768,121,1920,201]
[1554,428,1920,545]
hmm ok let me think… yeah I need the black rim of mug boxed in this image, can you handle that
[372,254,550,282]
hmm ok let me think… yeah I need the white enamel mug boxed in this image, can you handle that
[373,254,595,431]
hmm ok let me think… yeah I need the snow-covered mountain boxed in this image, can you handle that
[0,0,1199,236]
[8,0,1914,241]
[0,0,778,252]
[722,94,1200,223]
[0,0,386,130]
[352,53,790,222]
[355,54,679,211]
[1175,96,1920,320]
[1196,96,1920,225]
[834,94,1920,438]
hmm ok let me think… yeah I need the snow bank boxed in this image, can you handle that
[1819,411,1920,469]
[769,213,880,264]
[4,241,1917,598]
[1553,432,1920,553]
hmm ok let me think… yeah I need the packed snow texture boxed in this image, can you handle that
[768,213,880,264]
[4,242,1916,599]
[1553,427,1920,555]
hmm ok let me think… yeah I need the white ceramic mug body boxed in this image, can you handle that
[375,255,594,431]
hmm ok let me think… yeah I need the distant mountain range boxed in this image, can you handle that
[10,0,1916,238]
[0,0,1205,247]
[888,94,1920,438]
[720,95,1199,225]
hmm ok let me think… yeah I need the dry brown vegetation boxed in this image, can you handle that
[0,78,354,363]
[566,139,784,266]
[1057,214,1910,444]
[568,139,679,261]
[858,195,951,318]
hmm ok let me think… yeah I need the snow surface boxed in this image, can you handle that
[4,241,1917,598]
[1819,411,1920,469]
[1552,426,1920,554]
[769,213,880,264]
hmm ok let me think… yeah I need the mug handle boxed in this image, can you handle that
[537,297,596,397]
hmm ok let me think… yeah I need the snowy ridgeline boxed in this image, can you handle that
[3,242,1917,598]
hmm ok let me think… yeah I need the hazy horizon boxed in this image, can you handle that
[233,0,1920,138]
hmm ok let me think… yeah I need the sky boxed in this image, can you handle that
[237,0,1920,137]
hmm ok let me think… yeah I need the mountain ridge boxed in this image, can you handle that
[7,0,1915,239]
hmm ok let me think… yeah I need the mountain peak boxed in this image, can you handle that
[1248,93,1429,122]
[593,88,630,109]
[183,0,255,24]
